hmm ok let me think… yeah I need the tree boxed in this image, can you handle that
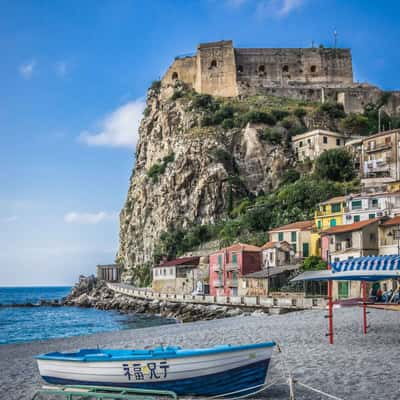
[314,148,355,182]
[341,113,369,136]
[301,256,328,271]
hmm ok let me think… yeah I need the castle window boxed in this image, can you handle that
[282,64,289,73]
[171,72,178,80]
[210,59,217,69]
[258,65,265,73]
[237,65,243,73]
[310,65,317,73]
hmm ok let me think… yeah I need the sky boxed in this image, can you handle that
[1,0,400,286]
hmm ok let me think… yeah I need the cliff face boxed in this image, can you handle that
[118,85,294,283]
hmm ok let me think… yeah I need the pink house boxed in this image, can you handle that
[209,243,262,296]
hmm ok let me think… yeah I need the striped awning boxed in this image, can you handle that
[291,255,400,282]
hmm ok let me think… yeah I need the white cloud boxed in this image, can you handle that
[79,99,145,149]
[64,211,118,224]
[55,61,68,77]
[2,216,18,223]
[256,0,305,17]
[19,60,36,79]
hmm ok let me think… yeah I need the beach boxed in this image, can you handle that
[1,307,399,400]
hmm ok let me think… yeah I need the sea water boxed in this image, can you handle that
[0,286,175,344]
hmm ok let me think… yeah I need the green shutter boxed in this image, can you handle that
[351,200,362,210]
[278,232,284,241]
[330,219,337,227]
[331,203,341,213]
[354,215,360,222]
[317,220,322,229]
[291,231,297,242]
[302,243,309,257]
[232,254,237,265]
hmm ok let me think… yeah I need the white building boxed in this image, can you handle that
[292,129,350,162]
[343,191,400,224]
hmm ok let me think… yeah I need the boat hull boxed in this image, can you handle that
[37,345,274,396]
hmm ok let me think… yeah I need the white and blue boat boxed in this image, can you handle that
[36,342,276,397]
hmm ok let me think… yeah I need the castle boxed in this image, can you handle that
[162,40,400,114]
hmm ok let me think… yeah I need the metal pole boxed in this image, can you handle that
[328,280,334,344]
[378,108,382,132]
[362,281,368,335]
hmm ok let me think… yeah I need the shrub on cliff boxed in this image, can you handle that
[259,127,283,144]
[341,113,369,135]
[242,110,276,125]
[317,102,346,119]
[314,148,354,182]
[147,153,175,183]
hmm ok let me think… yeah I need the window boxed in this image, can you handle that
[163,268,166,276]
[323,136,328,144]
[354,215,360,222]
[317,220,322,229]
[282,64,289,72]
[322,205,326,212]
[310,65,317,73]
[210,59,217,68]
[292,243,297,253]
[371,199,378,208]
[237,65,243,73]
[307,138,312,144]
[169,268,173,275]
[352,200,362,210]
[331,203,341,213]
[330,219,337,227]
[334,257,340,262]
[278,232,284,241]
[330,237,334,244]
[369,213,376,219]
[171,72,178,80]
[336,138,341,146]
[335,242,342,251]
[299,141,303,147]
[232,253,238,265]
[370,233,376,241]
[218,254,222,267]
[291,231,297,242]
[258,65,265,73]
[385,136,391,144]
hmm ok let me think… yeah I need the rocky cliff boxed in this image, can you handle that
[117,82,301,283]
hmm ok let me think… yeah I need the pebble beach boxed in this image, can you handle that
[1,307,399,400]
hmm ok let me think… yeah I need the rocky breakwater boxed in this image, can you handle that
[64,276,248,322]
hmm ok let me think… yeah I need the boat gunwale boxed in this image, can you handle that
[36,341,276,362]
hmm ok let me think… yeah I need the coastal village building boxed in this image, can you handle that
[345,137,363,174]
[361,129,400,192]
[261,241,293,268]
[314,196,347,230]
[379,216,400,256]
[152,256,200,295]
[268,221,313,259]
[291,129,348,162]
[342,192,400,224]
[209,244,261,297]
[96,264,122,283]
[321,219,380,299]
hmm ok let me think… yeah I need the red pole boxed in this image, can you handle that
[328,280,334,344]
[362,281,368,334]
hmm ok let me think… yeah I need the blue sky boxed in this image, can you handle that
[1,0,400,286]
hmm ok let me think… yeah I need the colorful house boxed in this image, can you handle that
[152,256,200,294]
[268,220,313,259]
[379,216,400,256]
[209,243,262,297]
[314,196,347,230]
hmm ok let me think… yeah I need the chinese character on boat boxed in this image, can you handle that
[133,363,145,380]
[122,363,132,381]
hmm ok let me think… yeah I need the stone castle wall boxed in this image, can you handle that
[162,40,400,115]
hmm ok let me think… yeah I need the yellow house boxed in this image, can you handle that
[311,196,348,257]
[314,196,347,230]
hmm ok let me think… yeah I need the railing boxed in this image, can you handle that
[365,143,392,152]
[212,279,223,287]
[225,263,238,271]
[226,279,238,287]
[106,283,327,310]
[211,264,222,272]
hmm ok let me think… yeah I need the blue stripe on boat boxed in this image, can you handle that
[41,359,270,397]
[36,341,275,362]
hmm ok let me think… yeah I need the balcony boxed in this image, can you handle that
[225,263,238,272]
[365,143,392,153]
[213,279,223,287]
[226,279,238,287]
[211,264,222,272]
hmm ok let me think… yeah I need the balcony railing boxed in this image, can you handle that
[211,264,222,272]
[365,143,392,152]
[213,279,223,287]
[226,279,238,287]
[225,263,238,271]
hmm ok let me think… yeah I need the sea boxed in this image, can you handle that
[0,286,176,345]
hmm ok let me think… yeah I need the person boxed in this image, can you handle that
[375,286,383,302]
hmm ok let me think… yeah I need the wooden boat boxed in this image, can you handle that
[36,342,276,397]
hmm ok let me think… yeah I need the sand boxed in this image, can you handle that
[1,307,399,400]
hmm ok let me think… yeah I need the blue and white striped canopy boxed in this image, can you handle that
[292,255,400,282]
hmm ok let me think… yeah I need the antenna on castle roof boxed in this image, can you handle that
[311,40,315,48]
[334,30,338,48]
